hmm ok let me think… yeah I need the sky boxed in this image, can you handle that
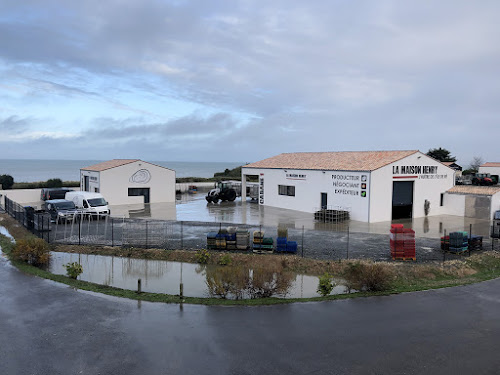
[0,0,499,166]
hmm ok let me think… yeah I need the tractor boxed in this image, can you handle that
[205,181,238,203]
[472,173,494,186]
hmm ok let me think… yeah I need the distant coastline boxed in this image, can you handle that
[0,159,245,183]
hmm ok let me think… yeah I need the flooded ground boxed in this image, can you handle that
[49,252,348,299]
[108,194,493,239]
[0,225,15,243]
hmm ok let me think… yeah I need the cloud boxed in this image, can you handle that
[0,115,32,133]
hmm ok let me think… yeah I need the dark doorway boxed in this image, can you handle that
[128,188,151,203]
[321,193,328,209]
[392,181,414,219]
[84,176,89,192]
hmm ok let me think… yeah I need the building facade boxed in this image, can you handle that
[80,159,175,205]
[241,151,456,223]
[478,162,500,179]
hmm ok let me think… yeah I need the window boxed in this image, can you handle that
[440,193,444,207]
[278,185,295,196]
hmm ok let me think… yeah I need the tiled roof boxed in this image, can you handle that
[81,159,139,171]
[447,185,500,196]
[480,162,500,168]
[244,150,419,171]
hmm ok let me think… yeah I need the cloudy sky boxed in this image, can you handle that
[0,0,499,165]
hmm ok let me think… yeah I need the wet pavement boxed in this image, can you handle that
[1,242,499,374]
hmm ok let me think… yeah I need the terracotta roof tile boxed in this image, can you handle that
[480,162,500,168]
[244,150,419,171]
[81,159,139,172]
[447,185,500,196]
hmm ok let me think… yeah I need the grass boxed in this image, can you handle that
[1,212,500,305]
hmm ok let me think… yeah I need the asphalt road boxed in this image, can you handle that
[1,249,499,374]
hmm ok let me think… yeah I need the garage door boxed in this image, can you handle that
[465,195,490,219]
[392,181,414,220]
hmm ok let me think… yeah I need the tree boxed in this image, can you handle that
[45,178,63,188]
[0,174,14,190]
[469,156,484,172]
[426,148,457,162]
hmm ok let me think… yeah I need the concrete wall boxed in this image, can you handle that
[443,193,466,217]
[241,167,371,222]
[370,152,455,222]
[175,182,215,193]
[83,161,176,205]
[0,189,43,208]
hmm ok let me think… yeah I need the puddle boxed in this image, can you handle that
[0,225,15,243]
[49,252,349,299]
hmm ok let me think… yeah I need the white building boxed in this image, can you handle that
[478,162,500,179]
[444,185,500,220]
[80,159,175,205]
[241,150,456,223]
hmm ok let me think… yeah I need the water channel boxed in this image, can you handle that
[49,252,349,299]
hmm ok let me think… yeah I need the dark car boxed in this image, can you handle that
[41,188,73,201]
[44,199,78,223]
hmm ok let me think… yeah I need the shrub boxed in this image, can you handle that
[343,262,392,292]
[45,178,63,188]
[0,174,14,190]
[317,272,335,296]
[196,249,211,264]
[12,237,50,267]
[218,254,232,266]
[64,262,83,279]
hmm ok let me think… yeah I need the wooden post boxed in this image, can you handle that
[137,279,142,293]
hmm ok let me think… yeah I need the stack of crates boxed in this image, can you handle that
[468,235,483,251]
[449,231,468,253]
[390,224,416,261]
[286,241,298,253]
[276,237,287,252]
[216,228,227,250]
[261,237,274,253]
[207,232,217,250]
[253,230,265,253]
[226,227,237,250]
[440,235,450,251]
[236,228,250,250]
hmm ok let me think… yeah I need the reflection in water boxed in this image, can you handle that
[49,252,349,299]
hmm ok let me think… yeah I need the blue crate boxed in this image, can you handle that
[207,232,218,239]
[286,241,298,253]
[277,237,287,245]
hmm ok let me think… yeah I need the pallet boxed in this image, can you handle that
[392,257,416,261]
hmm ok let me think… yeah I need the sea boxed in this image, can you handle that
[0,159,245,183]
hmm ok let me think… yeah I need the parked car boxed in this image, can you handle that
[64,191,110,218]
[41,188,73,201]
[43,199,78,223]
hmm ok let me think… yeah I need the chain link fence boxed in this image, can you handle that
[2,197,499,263]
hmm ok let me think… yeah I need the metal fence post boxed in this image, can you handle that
[146,221,148,249]
[346,226,349,260]
[111,218,114,247]
[181,221,184,249]
[78,217,81,246]
[301,225,304,258]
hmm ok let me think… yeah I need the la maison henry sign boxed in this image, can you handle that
[392,165,448,180]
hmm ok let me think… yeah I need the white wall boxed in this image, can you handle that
[92,161,176,205]
[242,167,371,221]
[0,189,43,207]
[443,193,466,217]
[80,170,100,192]
[370,152,455,222]
[491,192,500,219]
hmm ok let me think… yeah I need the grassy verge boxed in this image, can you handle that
[1,213,500,305]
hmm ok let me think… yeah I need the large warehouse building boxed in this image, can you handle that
[80,159,175,205]
[478,162,500,178]
[241,150,456,223]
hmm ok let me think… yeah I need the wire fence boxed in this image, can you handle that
[2,196,499,263]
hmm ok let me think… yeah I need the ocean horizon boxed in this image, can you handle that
[0,159,245,182]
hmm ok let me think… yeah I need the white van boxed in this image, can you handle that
[65,191,110,218]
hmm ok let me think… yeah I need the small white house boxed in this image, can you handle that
[478,162,500,179]
[443,185,500,220]
[80,159,175,205]
[241,150,456,223]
